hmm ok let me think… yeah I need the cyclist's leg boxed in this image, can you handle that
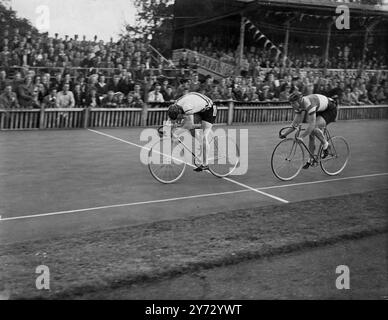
[312,115,328,150]
[201,120,213,167]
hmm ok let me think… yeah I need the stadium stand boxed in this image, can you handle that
[0,0,387,112]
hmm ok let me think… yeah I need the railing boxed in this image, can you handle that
[1,102,387,130]
[173,49,236,77]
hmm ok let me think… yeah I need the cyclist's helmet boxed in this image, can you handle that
[289,91,302,103]
[167,103,184,120]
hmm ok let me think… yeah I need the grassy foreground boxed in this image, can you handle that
[0,189,387,299]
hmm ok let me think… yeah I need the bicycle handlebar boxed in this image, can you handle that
[279,125,306,138]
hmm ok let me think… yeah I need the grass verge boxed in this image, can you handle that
[0,189,387,299]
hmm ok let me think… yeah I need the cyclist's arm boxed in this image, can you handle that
[282,112,303,137]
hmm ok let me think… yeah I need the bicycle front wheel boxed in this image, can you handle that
[207,135,240,178]
[148,138,187,184]
[271,138,305,181]
[320,136,350,176]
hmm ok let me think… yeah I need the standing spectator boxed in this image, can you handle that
[57,84,75,108]
[147,84,165,103]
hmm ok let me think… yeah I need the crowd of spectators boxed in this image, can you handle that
[0,27,387,110]
[188,35,387,72]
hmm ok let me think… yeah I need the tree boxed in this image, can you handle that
[122,0,174,56]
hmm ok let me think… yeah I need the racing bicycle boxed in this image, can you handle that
[271,125,350,181]
[148,124,240,184]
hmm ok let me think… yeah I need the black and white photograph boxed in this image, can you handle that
[0,0,387,306]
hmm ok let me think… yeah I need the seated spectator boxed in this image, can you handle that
[85,88,101,108]
[73,83,86,107]
[221,86,236,100]
[0,70,7,92]
[279,84,292,101]
[115,92,126,107]
[368,85,379,104]
[57,84,75,108]
[341,87,353,106]
[259,85,275,102]
[16,75,36,108]
[42,88,59,108]
[209,86,222,101]
[357,85,373,105]
[31,86,41,109]
[107,74,122,93]
[376,87,387,104]
[95,74,108,97]
[101,91,118,108]
[162,86,175,102]
[189,73,201,92]
[0,84,20,109]
[178,51,190,69]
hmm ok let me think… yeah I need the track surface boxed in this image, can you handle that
[1,120,387,244]
[75,233,388,300]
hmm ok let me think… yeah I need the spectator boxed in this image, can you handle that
[101,90,118,108]
[147,84,165,103]
[73,83,86,107]
[42,88,59,108]
[85,88,100,108]
[95,74,108,97]
[162,86,175,102]
[16,75,35,108]
[0,84,19,109]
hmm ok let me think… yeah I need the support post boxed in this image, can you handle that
[83,107,90,128]
[39,106,45,129]
[238,15,246,75]
[141,103,148,127]
[227,100,235,125]
[283,21,290,66]
[324,21,333,75]
[0,111,4,129]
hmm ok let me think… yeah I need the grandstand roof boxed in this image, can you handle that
[174,0,388,30]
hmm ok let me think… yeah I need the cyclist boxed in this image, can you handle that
[167,92,217,172]
[280,91,338,169]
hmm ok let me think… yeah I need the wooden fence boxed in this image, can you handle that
[1,102,387,130]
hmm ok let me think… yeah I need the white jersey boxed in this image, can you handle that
[175,92,213,115]
[300,94,329,115]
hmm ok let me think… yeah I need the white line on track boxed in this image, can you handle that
[88,129,289,203]
[0,189,248,222]
[1,172,387,222]
[259,172,388,190]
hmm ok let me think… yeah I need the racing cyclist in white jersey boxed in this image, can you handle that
[167,92,217,172]
[280,91,338,169]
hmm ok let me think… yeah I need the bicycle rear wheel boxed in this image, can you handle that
[271,138,305,181]
[207,135,240,178]
[320,136,350,176]
[148,138,187,184]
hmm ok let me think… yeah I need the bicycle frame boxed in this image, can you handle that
[162,125,204,168]
[285,125,336,164]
